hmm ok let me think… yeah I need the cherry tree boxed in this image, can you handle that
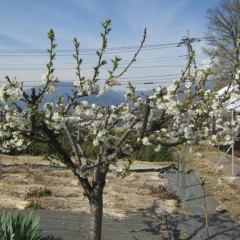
[0,19,239,240]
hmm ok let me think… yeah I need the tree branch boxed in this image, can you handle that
[117,28,147,79]
[64,121,82,167]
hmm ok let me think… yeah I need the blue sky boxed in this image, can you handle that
[0,0,219,90]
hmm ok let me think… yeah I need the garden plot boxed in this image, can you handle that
[0,155,180,219]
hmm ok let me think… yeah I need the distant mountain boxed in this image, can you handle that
[24,82,125,107]
[20,80,215,108]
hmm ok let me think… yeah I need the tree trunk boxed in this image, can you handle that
[89,193,103,240]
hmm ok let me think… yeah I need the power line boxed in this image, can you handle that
[0,64,185,71]
[0,42,179,53]
[0,73,180,85]
[0,42,180,57]
[0,35,207,58]
[0,55,189,66]
[0,36,205,89]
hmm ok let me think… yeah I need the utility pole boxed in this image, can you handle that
[178,30,201,78]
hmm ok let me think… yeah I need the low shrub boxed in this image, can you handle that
[131,145,174,162]
[26,187,52,199]
[13,128,174,162]
[38,187,52,197]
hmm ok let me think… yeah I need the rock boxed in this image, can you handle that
[216,178,223,187]
[224,177,240,187]
[216,205,227,213]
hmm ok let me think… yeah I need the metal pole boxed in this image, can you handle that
[0,155,2,180]
[178,152,181,188]
[196,145,210,165]
[214,144,232,168]
[182,154,186,201]
[218,144,220,160]
[232,141,235,176]
[231,110,235,176]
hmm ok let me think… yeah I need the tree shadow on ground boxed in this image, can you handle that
[135,200,172,239]
[165,212,240,240]
[41,235,62,240]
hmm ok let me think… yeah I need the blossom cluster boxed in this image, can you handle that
[74,79,95,96]
[0,25,239,163]
[140,59,240,150]
[0,81,23,105]
[72,99,135,156]
[0,109,29,152]
[41,73,58,94]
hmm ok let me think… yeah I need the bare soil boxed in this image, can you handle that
[1,149,239,223]
[0,155,180,219]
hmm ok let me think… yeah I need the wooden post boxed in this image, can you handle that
[200,177,210,239]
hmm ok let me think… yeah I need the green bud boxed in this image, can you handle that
[48,29,55,40]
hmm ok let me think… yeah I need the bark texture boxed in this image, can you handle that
[89,194,103,240]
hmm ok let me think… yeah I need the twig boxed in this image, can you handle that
[117,28,147,79]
